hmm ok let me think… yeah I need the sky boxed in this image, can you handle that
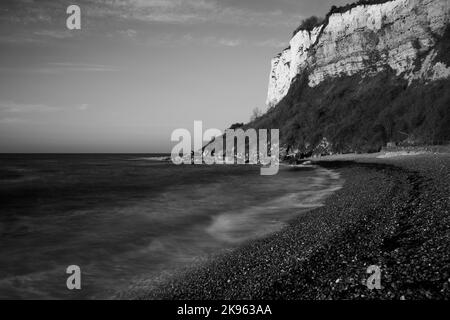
[0,0,349,153]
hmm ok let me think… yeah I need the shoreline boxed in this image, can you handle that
[136,152,449,300]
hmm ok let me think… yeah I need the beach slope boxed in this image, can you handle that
[141,153,449,300]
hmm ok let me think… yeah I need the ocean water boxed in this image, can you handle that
[0,154,343,299]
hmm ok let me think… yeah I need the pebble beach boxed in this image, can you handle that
[140,152,450,300]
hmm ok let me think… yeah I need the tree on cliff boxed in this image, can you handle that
[293,16,324,35]
[229,123,244,130]
[250,107,263,122]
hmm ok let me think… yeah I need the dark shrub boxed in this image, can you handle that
[293,16,324,36]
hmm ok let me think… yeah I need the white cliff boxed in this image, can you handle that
[266,0,450,108]
[267,26,323,107]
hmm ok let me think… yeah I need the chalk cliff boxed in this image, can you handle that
[267,0,450,108]
[254,0,450,156]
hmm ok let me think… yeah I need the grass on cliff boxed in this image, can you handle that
[293,0,395,37]
[250,70,450,156]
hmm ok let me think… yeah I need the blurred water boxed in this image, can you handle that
[0,154,343,299]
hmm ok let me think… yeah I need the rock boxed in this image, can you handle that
[266,0,450,107]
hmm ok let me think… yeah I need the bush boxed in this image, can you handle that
[229,123,244,130]
[251,69,450,155]
[329,0,394,15]
[293,16,324,36]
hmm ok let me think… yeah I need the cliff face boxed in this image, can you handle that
[256,0,450,156]
[267,0,450,108]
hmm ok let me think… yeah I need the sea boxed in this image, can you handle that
[0,154,343,299]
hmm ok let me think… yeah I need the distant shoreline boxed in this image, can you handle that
[136,152,450,300]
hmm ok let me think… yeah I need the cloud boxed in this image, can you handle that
[217,38,241,47]
[254,39,287,48]
[142,33,289,48]
[0,63,120,74]
[0,1,53,25]
[78,103,89,111]
[0,101,92,124]
[80,0,216,23]
[0,117,29,124]
[118,29,138,38]
[44,62,120,73]
[33,30,74,39]
[0,100,92,113]
[203,36,242,47]
[0,100,60,124]
[0,101,60,113]
[0,0,304,49]
[142,32,244,47]
[85,0,301,26]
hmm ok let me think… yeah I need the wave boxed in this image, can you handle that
[206,168,343,243]
[0,167,39,184]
